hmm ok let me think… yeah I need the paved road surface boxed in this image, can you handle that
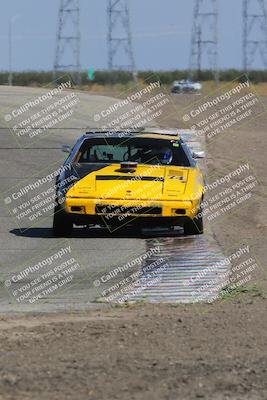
[0,86,229,312]
[0,86,146,312]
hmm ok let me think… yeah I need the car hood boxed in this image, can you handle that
[65,163,197,200]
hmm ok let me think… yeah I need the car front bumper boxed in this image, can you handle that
[63,197,200,225]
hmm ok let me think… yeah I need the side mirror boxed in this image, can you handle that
[62,144,71,153]
[193,151,205,159]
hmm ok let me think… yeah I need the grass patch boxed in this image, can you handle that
[219,283,267,301]
[111,299,148,309]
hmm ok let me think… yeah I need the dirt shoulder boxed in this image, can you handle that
[0,297,266,400]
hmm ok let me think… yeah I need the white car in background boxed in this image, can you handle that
[171,79,202,94]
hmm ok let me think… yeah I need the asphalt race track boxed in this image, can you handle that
[0,86,147,312]
[0,86,229,312]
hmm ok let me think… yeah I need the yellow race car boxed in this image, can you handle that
[53,128,205,236]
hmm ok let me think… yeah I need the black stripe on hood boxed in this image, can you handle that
[96,175,164,181]
[56,163,109,191]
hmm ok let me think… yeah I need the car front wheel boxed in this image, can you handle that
[53,205,73,237]
[184,209,203,236]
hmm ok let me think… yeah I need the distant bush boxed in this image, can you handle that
[0,71,55,86]
[1,69,267,86]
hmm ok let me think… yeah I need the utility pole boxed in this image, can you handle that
[54,0,81,84]
[243,0,267,71]
[107,0,137,82]
[8,15,19,86]
[8,19,13,86]
[197,28,202,80]
[189,0,219,83]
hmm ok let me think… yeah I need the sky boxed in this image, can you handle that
[0,0,264,72]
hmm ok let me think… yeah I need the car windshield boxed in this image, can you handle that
[76,137,193,167]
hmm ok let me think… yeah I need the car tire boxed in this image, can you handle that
[184,209,203,236]
[53,205,73,237]
[130,225,143,237]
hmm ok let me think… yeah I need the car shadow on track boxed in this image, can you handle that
[10,226,184,239]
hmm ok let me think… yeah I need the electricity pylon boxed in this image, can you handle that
[243,0,267,71]
[54,0,81,84]
[189,0,219,83]
[107,0,137,81]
